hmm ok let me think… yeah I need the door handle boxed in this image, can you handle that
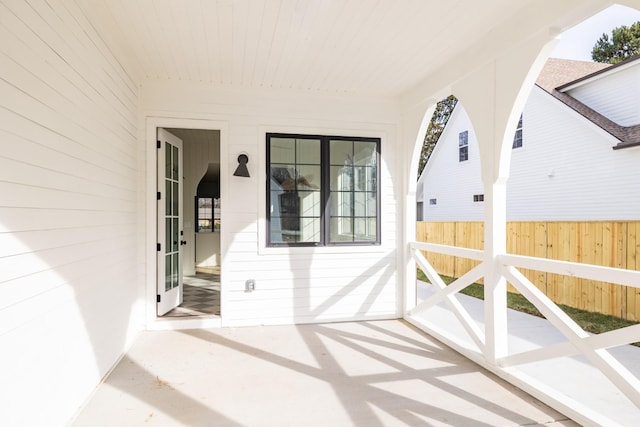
[180,240,187,245]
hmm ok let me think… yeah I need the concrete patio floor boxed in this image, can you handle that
[71,320,578,426]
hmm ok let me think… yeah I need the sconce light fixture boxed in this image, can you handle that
[233,154,250,178]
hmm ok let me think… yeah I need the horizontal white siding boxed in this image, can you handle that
[419,87,640,222]
[567,63,640,126]
[0,1,141,426]
[507,86,640,220]
[419,105,485,221]
[142,80,400,326]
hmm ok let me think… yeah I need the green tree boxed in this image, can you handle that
[591,21,640,64]
[417,95,457,178]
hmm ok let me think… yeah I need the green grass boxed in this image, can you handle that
[416,269,639,346]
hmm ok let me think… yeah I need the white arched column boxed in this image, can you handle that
[450,33,560,363]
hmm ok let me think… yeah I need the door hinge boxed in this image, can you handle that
[157,140,161,149]
[157,243,161,252]
[157,295,161,303]
[157,192,161,200]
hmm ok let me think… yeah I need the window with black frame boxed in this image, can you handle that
[196,197,220,232]
[458,130,469,162]
[267,133,380,246]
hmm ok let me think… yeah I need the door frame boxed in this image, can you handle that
[145,116,228,330]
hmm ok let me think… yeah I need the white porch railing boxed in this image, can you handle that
[406,241,640,425]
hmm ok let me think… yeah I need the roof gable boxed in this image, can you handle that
[536,57,640,149]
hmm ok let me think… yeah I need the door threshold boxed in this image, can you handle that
[149,315,222,331]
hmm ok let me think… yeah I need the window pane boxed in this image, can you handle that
[330,140,353,165]
[330,165,353,191]
[353,141,376,166]
[355,166,378,191]
[271,166,296,190]
[270,138,295,163]
[366,192,377,216]
[299,191,321,217]
[354,192,368,216]
[331,191,353,217]
[296,138,321,164]
[330,217,353,242]
[296,165,321,190]
[299,218,321,242]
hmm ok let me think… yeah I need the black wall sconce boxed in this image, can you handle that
[233,154,250,177]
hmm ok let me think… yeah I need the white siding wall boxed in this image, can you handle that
[0,1,141,426]
[567,63,640,126]
[507,86,640,220]
[142,82,399,326]
[419,106,485,221]
[419,87,640,222]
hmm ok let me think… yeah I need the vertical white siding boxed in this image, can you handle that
[420,105,485,221]
[0,1,140,426]
[142,82,399,326]
[567,63,640,126]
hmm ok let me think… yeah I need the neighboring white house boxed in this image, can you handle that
[3,1,640,426]
[418,57,640,221]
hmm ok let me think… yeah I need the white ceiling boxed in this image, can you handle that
[81,0,531,98]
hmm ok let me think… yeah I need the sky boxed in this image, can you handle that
[551,4,640,61]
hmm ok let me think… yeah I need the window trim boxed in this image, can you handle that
[266,133,381,247]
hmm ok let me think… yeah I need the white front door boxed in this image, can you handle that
[157,128,184,315]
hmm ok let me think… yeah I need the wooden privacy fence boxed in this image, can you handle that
[416,221,640,321]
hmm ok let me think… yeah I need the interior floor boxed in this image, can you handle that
[164,267,220,317]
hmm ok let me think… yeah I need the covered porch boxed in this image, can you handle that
[3,1,640,426]
[71,319,577,426]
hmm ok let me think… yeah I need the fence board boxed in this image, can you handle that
[416,221,640,320]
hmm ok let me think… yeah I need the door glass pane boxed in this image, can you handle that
[172,181,179,215]
[165,254,172,291]
[165,144,171,179]
[165,215,171,251]
[172,218,179,252]
[172,145,179,180]
[165,180,171,215]
[172,253,179,289]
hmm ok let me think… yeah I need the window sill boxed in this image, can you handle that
[258,244,386,256]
